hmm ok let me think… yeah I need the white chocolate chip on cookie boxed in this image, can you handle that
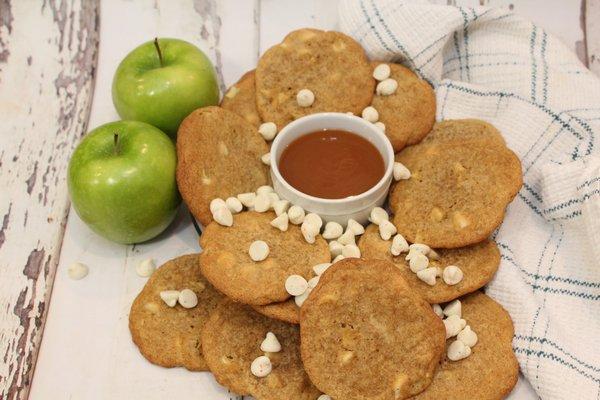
[210,198,227,214]
[270,213,289,232]
[457,325,478,347]
[249,240,270,261]
[443,299,462,318]
[251,355,272,377]
[444,315,467,339]
[376,78,398,96]
[361,106,379,123]
[159,290,180,307]
[313,262,332,276]
[373,63,391,81]
[323,221,343,240]
[447,339,472,361]
[260,332,282,353]
[443,265,464,285]
[258,122,278,141]
[225,197,243,213]
[212,206,233,227]
[342,244,361,258]
[347,219,365,235]
[416,267,438,286]
[329,241,344,258]
[369,207,389,225]
[288,205,305,225]
[178,289,198,309]
[379,220,397,240]
[285,274,309,296]
[409,252,429,273]
[390,234,409,256]
[261,152,271,166]
[393,162,411,181]
[254,193,271,213]
[237,192,256,208]
[296,88,315,107]
[273,199,290,216]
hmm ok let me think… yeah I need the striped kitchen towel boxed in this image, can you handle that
[339,1,600,399]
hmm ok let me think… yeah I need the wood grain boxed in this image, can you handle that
[0,1,99,398]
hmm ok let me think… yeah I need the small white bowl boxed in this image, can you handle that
[270,112,394,225]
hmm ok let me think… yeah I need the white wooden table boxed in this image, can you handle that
[0,0,598,398]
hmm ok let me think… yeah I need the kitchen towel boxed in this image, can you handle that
[339,1,600,399]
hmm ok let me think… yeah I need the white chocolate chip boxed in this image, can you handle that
[159,290,180,307]
[374,121,386,132]
[296,88,315,107]
[249,240,270,261]
[332,254,346,263]
[285,274,309,296]
[443,299,462,318]
[369,207,389,225]
[213,206,233,227]
[307,275,320,289]
[444,315,467,339]
[258,122,278,141]
[261,152,271,166]
[409,243,431,254]
[435,266,443,278]
[225,197,243,213]
[136,258,156,277]
[254,193,271,213]
[361,106,379,123]
[322,221,343,240]
[443,265,464,285]
[373,63,391,81]
[237,192,256,208]
[260,332,282,353]
[329,241,344,257]
[318,395,332,400]
[376,78,398,96]
[447,339,472,361]
[393,162,411,181]
[273,199,290,216]
[210,198,227,214]
[337,229,356,246]
[294,286,313,307]
[256,185,274,195]
[390,234,409,256]
[416,267,438,286]
[268,192,280,206]
[432,304,444,318]
[378,220,397,240]
[288,205,305,225]
[409,252,429,273]
[342,244,361,258]
[225,85,239,98]
[270,213,289,232]
[68,262,89,280]
[178,289,198,309]
[346,219,365,235]
[313,262,332,276]
[304,213,323,230]
[457,325,478,348]
[251,355,272,377]
[301,221,319,243]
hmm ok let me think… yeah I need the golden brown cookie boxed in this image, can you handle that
[220,70,262,128]
[128,254,223,371]
[358,225,500,303]
[252,299,300,324]
[201,299,321,400]
[176,106,270,226]
[200,211,330,305]
[301,258,446,400]
[412,292,518,400]
[371,62,436,151]
[389,139,522,248]
[256,28,375,128]
[422,119,505,147]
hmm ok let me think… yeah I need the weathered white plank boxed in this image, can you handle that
[0,1,99,399]
[585,0,600,74]
[29,0,258,399]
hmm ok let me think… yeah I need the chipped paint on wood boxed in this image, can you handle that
[0,0,99,398]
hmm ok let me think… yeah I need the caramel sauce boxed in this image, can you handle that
[278,129,385,199]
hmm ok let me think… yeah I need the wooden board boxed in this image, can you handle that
[0,0,595,398]
[0,1,99,399]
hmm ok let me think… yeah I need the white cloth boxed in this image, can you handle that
[339,1,600,399]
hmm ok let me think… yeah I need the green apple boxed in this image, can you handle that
[68,121,181,244]
[112,38,219,139]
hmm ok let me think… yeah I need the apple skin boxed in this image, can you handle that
[112,38,219,139]
[68,121,181,244]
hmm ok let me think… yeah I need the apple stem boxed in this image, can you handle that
[113,133,120,155]
[154,37,164,67]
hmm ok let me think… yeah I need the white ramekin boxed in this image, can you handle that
[270,112,394,225]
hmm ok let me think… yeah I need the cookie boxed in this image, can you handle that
[200,211,330,305]
[370,62,436,151]
[128,254,223,371]
[413,292,518,399]
[176,106,270,226]
[300,258,446,400]
[201,299,320,400]
[357,225,500,303]
[220,70,262,128]
[256,28,374,128]
[252,299,300,324]
[422,119,505,147]
[389,139,522,248]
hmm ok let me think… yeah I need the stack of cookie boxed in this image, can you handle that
[129,28,522,399]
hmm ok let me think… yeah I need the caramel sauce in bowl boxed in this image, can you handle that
[270,113,394,225]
